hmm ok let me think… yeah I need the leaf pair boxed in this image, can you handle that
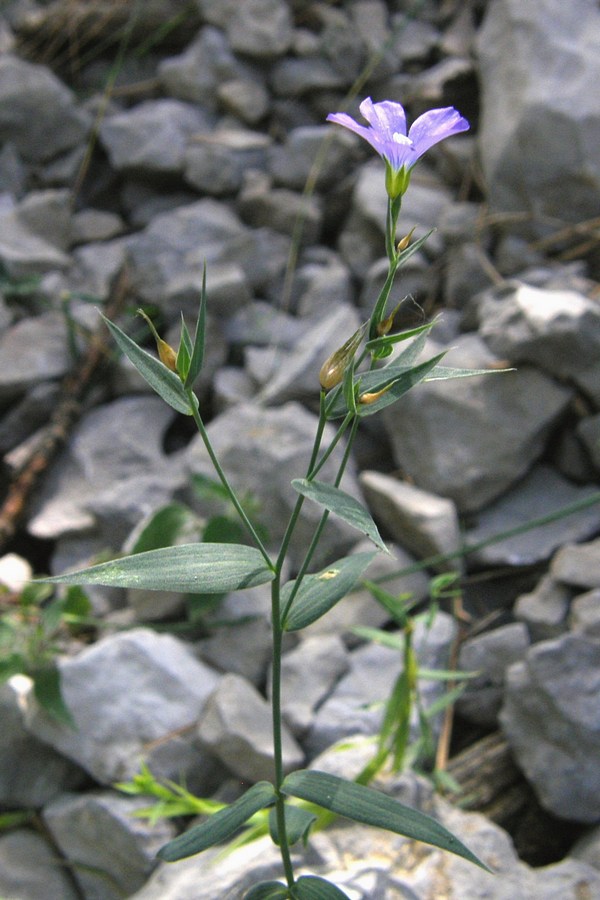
[103,266,206,415]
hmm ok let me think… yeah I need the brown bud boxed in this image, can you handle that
[358,385,393,405]
[138,309,178,373]
[318,323,367,391]
[397,226,416,253]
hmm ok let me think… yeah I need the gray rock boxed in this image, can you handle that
[444,242,496,308]
[477,0,600,230]
[222,300,307,350]
[43,790,175,900]
[0,381,60,453]
[197,673,303,781]
[100,100,208,174]
[0,206,71,277]
[570,826,600,872]
[183,401,362,567]
[71,208,125,244]
[551,537,600,589]
[268,125,358,191]
[382,334,572,513]
[248,302,361,404]
[457,623,530,727]
[359,470,462,569]
[25,628,221,787]
[569,589,600,638]
[500,634,600,822]
[217,77,270,124]
[293,253,354,318]
[274,634,350,736]
[478,283,600,400]
[0,681,84,808]
[184,128,270,196]
[464,465,600,566]
[578,413,600,470]
[0,54,90,163]
[68,236,129,300]
[14,188,72,251]
[0,311,70,402]
[226,0,294,58]
[198,614,273,685]
[158,27,241,108]
[305,612,456,758]
[125,199,246,305]
[270,56,348,97]
[28,395,183,544]
[239,177,323,245]
[0,829,80,900]
[514,574,572,642]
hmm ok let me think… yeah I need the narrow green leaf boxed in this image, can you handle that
[37,544,275,593]
[356,353,446,417]
[157,781,276,861]
[282,770,490,871]
[325,331,435,419]
[184,263,207,388]
[365,318,436,354]
[31,664,76,728]
[269,804,317,847]
[425,365,514,382]
[131,503,194,554]
[293,876,350,899]
[101,314,194,416]
[396,228,434,268]
[176,314,192,381]
[292,480,389,554]
[282,551,376,632]
[244,882,289,900]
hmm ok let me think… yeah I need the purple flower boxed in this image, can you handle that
[327,97,469,198]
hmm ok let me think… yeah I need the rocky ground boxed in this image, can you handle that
[0,0,599,898]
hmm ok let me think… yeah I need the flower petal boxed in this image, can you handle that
[407,107,470,159]
[359,97,408,141]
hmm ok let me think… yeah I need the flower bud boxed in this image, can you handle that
[138,309,178,373]
[397,226,416,253]
[318,323,367,391]
[358,385,393,405]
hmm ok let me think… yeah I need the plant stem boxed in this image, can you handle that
[186,390,273,570]
[270,574,296,889]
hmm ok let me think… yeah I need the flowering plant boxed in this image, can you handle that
[40,98,491,897]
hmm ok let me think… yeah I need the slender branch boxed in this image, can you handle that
[187,391,274,570]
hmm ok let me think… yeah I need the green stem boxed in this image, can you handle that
[275,391,329,572]
[270,575,296,889]
[187,389,274,570]
[281,415,361,625]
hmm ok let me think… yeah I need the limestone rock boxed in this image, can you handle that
[25,628,221,787]
[477,0,600,230]
[500,634,600,822]
[382,335,572,513]
[43,790,175,900]
[197,673,303,781]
